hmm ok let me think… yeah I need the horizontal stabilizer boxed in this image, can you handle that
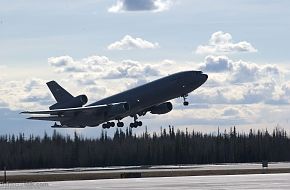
[51,123,85,128]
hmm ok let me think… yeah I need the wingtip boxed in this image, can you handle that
[20,111,29,114]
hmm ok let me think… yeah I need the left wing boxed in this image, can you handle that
[26,116,61,121]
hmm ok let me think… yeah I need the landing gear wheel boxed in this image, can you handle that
[117,122,124,127]
[137,121,142,126]
[130,115,143,128]
[129,123,138,128]
[110,122,115,127]
[102,123,108,129]
[183,101,189,106]
[102,122,115,129]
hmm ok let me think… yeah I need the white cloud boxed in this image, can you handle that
[194,55,290,107]
[108,0,172,13]
[1,56,188,112]
[282,82,290,96]
[196,31,257,54]
[200,55,282,83]
[2,52,290,130]
[46,55,164,103]
[192,80,288,106]
[0,78,54,110]
[104,61,160,79]
[108,35,159,50]
[16,54,288,113]
[49,55,161,79]
[229,61,281,83]
[200,55,233,72]
[126,78,149,89]
[48,56,83,73]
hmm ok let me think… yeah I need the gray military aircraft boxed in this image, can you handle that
[21,70,208,129]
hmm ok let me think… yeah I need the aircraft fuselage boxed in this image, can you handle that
[22,70,208,128]
[84,71,208,126]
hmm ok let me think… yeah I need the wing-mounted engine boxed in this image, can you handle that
[49,95,88,110]
[150,102,173,115]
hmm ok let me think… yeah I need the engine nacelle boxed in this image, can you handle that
[150,102,173,115]
[49,95,88,110]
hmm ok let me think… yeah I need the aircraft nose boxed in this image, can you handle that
[201,73,208,83]
[199,73,208,85]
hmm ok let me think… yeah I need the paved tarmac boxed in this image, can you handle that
[4,162,290,176]
[1,173,290,190]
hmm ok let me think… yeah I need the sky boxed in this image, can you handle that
[0,0,290,137]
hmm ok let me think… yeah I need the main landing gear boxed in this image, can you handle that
[102,122,115,129]
[129,115,142,128]
[102,121,124,129]
[182,94,189,106]
[102,116,143,129]
[117,120,124,127]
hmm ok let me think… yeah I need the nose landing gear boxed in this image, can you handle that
[182,94,189,106]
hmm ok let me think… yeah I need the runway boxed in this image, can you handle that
[1,173,290,190]
[1,162,290,183]
[4,162,290,175]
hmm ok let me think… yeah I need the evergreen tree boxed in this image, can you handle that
[0,127,289,169]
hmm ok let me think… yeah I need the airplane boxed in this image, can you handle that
[21,70,208,129]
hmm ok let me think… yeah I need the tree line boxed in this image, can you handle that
[0,126,290,169]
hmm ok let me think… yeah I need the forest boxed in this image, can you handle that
[0,126,290,170]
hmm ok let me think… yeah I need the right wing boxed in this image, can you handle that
[21,104,108,115]
[21,102,129,122]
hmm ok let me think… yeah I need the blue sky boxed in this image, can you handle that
[0,0,290,137]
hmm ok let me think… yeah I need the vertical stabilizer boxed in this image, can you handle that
[46,81,73,103]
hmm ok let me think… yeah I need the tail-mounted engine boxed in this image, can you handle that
[49,95,88,110]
